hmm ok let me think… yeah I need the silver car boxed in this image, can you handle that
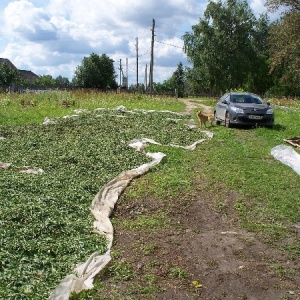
[214,92,274,128]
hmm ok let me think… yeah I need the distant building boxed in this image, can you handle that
[0,58,39,91]
[18,70,39,83]
[0,58,16,70]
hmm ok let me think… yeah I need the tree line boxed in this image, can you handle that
[180,0,300,97]
[133,0,300,98]
[0,54,118,91]
[0,0,299,97]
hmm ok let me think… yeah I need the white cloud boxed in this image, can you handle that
[249,0,282,20]
[249,0,267,15]
[3,1,57,41]
[0,0,280,84]
[1,0,204,82]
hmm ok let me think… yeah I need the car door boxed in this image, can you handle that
[216,94,230,121]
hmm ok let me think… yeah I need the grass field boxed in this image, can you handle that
[0,91,205,299]
[0,90,185,126]
[0,91,299,299]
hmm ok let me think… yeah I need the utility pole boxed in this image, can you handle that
[145,64,148,90]
[119,59,122,87]
[126,58,128,89]
[149,18,155,93]
[135,37,139,90]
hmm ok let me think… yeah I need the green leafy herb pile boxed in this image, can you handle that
[0,107,205,299]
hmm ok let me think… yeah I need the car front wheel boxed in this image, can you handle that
[225,112,232,128]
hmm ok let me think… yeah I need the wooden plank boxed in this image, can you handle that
[284,137,300,148]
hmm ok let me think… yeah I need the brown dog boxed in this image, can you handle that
[197,111,214,128]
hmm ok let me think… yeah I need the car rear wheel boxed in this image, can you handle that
[214,112,221,125]
[225,112,232,128]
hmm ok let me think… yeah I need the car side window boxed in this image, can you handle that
[236,97,245,103]
[252,97,262,104]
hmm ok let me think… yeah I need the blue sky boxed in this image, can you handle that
[0,0,275,85]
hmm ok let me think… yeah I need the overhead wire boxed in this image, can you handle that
[155,39,185,50]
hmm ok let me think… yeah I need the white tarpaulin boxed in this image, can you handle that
[48,150,165,300]
[44,106,213,299]
[271,144,300,175]
[2,106,213,299]
[48,137,211,299]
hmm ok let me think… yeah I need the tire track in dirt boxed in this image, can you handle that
[180,98,213,115]
[179,98,214,128]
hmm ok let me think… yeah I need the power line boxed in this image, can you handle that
[138,47,151,57]
[155,39,184,50]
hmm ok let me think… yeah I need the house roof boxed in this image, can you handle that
[0,58,18,71]
[0,58,39,80]
[18,70,39,80]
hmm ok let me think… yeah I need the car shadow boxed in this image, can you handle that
[224,124,285,131]
[271,124,286,131]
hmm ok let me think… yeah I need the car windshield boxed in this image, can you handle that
[231,95,263,104]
